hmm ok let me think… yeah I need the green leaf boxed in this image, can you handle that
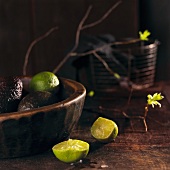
[139,30,151,41]
[147,93,164,108]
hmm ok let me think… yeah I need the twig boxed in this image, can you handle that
[75,6,93,49]
[23,26,58,75]
[52,1,122,74]
[99,106,148,132]
[121,111,144,120]
[144,104,149,118]
[122,111,147,132]
[70,38,140,58]
[52,6,93,73]
[92,51,118,78]
[82,1,122,30]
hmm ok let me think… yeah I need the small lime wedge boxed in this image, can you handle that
[52,139,89,163]
[91,117,118,143]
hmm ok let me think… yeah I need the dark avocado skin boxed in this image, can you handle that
[0,76,23,113]
[18,91,59,111]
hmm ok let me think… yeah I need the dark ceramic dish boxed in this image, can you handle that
[0,77,86,158]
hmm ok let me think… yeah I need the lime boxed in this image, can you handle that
[29,71,59,93]
[91,117,118,143]
[52,139,89,163]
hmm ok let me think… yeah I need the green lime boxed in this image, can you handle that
[29,71,59,93]
[91,117,118,143]
[52,139,89,163]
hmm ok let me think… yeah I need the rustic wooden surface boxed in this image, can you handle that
[0,82,169,170]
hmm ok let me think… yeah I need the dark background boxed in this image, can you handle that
[0,0,169,82]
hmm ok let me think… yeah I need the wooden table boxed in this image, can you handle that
[0,82,169,170]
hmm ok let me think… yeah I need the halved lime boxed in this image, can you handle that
[91,117,118,143]
[52,139,89,163]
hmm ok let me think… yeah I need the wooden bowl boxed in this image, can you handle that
[0,77,86,158]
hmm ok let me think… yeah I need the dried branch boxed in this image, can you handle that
[22,1,145,90]
[82,1,122,30]
[99,106,148,132]
[22,1,146,89]
[70,38,140,57]
[92,52,117,77]
[52,5,93,73]
[52,0,122,74]
[75,6,93,48]
[23,26,58,75]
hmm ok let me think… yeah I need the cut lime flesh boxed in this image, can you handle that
[91,117,118,143]
[52,139,89,163]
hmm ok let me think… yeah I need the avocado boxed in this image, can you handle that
[18,91,59,111]
[0,76,23,113]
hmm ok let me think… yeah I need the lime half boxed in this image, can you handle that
[91,117,118,143]
[52,139,89,163]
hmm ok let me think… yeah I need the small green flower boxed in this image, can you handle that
[139,30,151,41]
[147,93,164,108]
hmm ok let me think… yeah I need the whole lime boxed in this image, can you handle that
[29,71,59,93]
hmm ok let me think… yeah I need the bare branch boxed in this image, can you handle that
[52,6,93,74]
[92,51,118,78]
[82,0,122,30]
[143,119,148,132]
[99,106,148,132]
[23,1,123,76]
[23,26,58,75]
[52,1,122,74]
[70,38,141,57]
[75,5,93,49]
